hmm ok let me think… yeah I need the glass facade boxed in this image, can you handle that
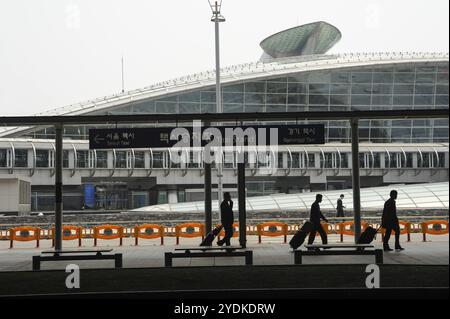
[23,62,449,143]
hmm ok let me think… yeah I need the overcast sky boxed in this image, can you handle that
[0,0,448,116]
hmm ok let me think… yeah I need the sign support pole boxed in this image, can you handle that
[238,159,246,248]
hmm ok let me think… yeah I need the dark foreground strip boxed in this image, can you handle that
[1,287,448,300]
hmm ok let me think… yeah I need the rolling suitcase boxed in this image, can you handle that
[289,221,313,249]
[357,226,379,244]
[200,225,223,246]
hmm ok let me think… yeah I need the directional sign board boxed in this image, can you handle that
[89,125,325,149]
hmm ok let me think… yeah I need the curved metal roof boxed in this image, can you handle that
[260,21,342,58]
[0,52,448,138]
[132,182,449,214]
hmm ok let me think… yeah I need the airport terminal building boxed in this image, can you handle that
[0,22,448,213]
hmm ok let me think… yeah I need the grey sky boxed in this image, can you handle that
[0,0,448,116]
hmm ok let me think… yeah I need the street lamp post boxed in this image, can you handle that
[208,0,225,210]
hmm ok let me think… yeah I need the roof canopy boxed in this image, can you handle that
[132,182,449,214]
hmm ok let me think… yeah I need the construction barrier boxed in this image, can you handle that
[218,223,240,240]
[134,224,165,245]
[256,222,288,243]
[379,221,411,242]
[9,226,41,248]
[175,223,205,245]
[50,225,83,247]
[337,221,369,242]
[93,225,124,246]
[421,220,449,242]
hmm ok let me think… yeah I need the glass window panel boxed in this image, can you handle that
[391,128,411,142]
[417,66,436,72]
[223,83,244,93]
[309,105,329,112]
[245,105,263,112]
[308,72,330,83]
[415,85,435,95]
[15,149,28,168]
[287,83,307,94]
[330,84,350,94]
[414,95,434,106]
[352,84,372,94]
[266,94,286,105]
[287,94,306,105]
[309,95,329,105]
[415,73,436,83]
[395,73,414,83]
[433,128,449,139]
[245,82,266,92]
[309,84,329,94]
[267,82,287,93]
[245,92,265,104]
[63,150,69,168]
[328,128,348,141]
[330,105,350,111]
[372,84,393,95]
[373,72,393,83]
[266,105,287,112]
[223,104,244,113]
[393,95,413,106]
[412,127,432,140]
[36,150,49,168]
[371,95,392,106]
[436,84,449,95]
[330,95,350,105]
[155,101,177,113]
[115,151,127,168]
[180,103,201,113]
[435,95,449,106]
[96,151,107,168]
[351,95,371,105]
[179,92,200,103]
[330,72,350,83]
[201,103,216,113]
[223,92,244,104]
[287,105,308,112]
[0,149,7,167]
[437,73,449,83]
[394,85,414,94]
[352,73,372,83]
[135,151,145,169]
[76,151,89,168]
[201,91,216,103]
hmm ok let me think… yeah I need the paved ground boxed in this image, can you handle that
[0,233,447,271]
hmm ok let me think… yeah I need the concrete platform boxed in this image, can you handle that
[0,233,448,272]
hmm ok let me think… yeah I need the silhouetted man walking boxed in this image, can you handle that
[308,194,329,246]
[337,194,345,218]
[218,192,234,246]
[382,190,405,251]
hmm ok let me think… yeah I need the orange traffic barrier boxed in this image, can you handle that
[9,226,41,248]
[256,222,288,243]
[421,220,449,242]
[337,221,369,242]
[218,223,240,240]
[50,226,83,247]
[379,221,411,242]
[134,224,165,245]
[93,225,124,246]
[175,223,205,245]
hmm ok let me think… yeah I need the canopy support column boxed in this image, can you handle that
[54,123,63,251]
[351,118,362,242]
